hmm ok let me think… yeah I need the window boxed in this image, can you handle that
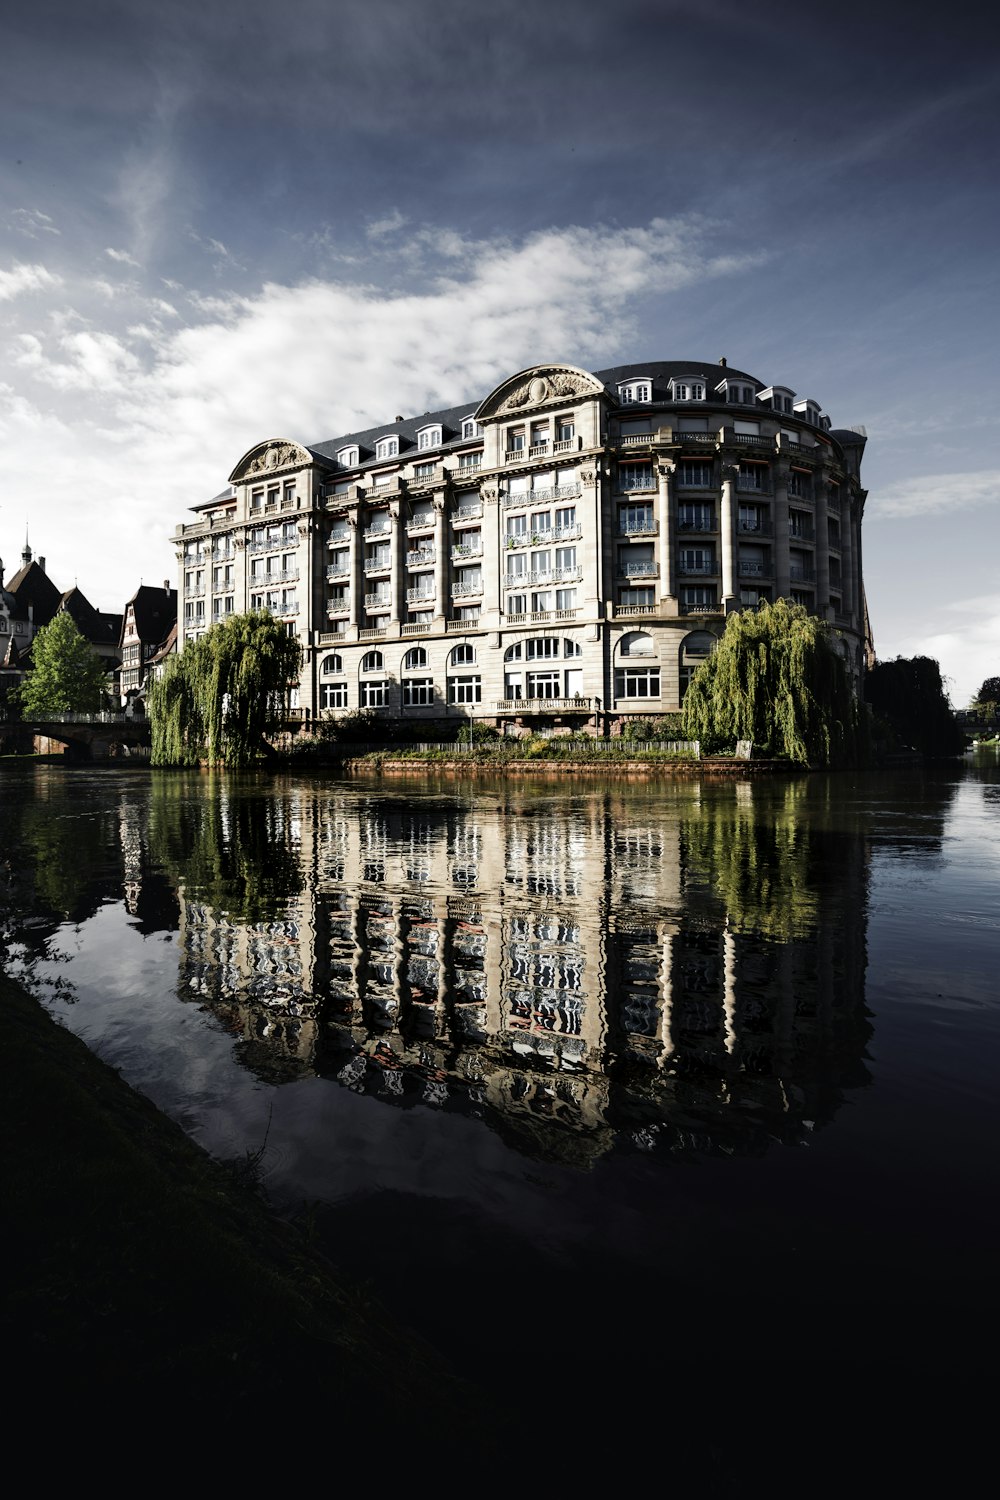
[615,667,661,699]
[740,587,770,606]
[556,588,577,610]
[413,461,435,478]
[789,509,812,540]
[618,381,651,404]
[555,546,576,573]
[337,446,359,468]
[361,679,388,708]
[556,417,575,442]
[526,637,559,660]
[462,417,483,439]
[619,586,655,608]
[555,506,576,533]
[417,426,442,450]
[531,592,552,613]
[620,632,654,657]
[322,653,343,675]
[250,488,264,512]
[680,546,714,573]
[790,589,814,609]
[619,502,654,533]
[404,647,428,670]
[506,515,527,541]
[458,451,481,469]
[504,642,523,662]
[789,469,810,499]
[682,585,717,609]
[737,463,768,492]
[526,671,561,699]
[507,426,525,452]
[449,676,481,704]
[677,461,713,487]
[507,594,527,615]
[450,643,477,666]
[283,482,296,507]
[530,551,551,578]
[678,503,713,531]
[361,650,384,672]
[506,553,527,581]
[403,678,435,706]
[530,422,549,449]
[563,638,582,657]
[375,435,399,460]
[530,510,552,536]
[618,463,655,492]
[321,681,348,709]
[671,380,704,401]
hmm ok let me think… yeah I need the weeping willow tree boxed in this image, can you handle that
[681,599,866,767]
[149,613,301,767]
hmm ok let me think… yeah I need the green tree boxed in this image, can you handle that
[864,656,966,758]
[149,612,301,767]
[681,599,865,767]
[971,675,1000,726]
[16,612,106,716]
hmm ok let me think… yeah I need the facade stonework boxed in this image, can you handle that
[173,360,868,730]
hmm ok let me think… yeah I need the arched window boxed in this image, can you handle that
[450,643,476,667]
[681,630,717,662]
[322,653,343,675]
[404,647,428,670]
[361,650,384,672]
[504,642,523,662]
[619,632,654,657]
[563,638,582,658]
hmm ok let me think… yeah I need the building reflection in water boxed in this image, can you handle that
[166,778,872,1164]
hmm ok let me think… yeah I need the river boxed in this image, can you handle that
[3,756,998,1402]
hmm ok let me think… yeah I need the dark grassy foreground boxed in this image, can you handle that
[0,971,494,1450]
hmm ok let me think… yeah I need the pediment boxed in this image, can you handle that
[229,439,313,484]
[475,364,605,422]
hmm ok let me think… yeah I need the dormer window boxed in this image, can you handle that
[417,425,442,451]
[671,379,705,401]
[376,435,399,461]
[337,446,359,469]
[619,380,652,404]
[718,381,755,405]
[793,399,821,426]
[462,417,483,439]
[758,386,796,415]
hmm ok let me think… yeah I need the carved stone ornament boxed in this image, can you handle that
[297,522,309,538]
[580,469,597,485]
[480,364,605,421]
[721,464,739,483]
[482,487,499,505]
[229,439,311,483]
[657,461,676,479]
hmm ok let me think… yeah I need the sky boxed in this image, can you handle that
[1,0,997,704]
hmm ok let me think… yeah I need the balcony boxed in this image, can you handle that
[620,433,651,446]
[495,696,596,713]
[184,584,206,597]
[273,599,298,616]
[678,562,716,576]
[552,565,582,583]
[359,626,387,640]
[326,563,350,581]
[613,603,657,617]
[675,431,718,446]
[677,518,715,532]
[552,437,576,453]
[617,520,657,536]
[452,503,483,523]
[451,543,482,560]
[407,548,436,567]
[255,568,297,585]
[365,592,391,610]
[326,601,349,617]
[503,482,580,507]
[789,566,815,582]
[329,528,350,544]
[738,561,769,577]
[504,449,525,464]
[406,587,435,605]
[789,527,814,542]
[363,524,392,542]
[452,579,483,598]
[528,443,550,458]
[619,560,658,578]
[738,520,771,536]
[446,616,480,631]
[456,456,483,473]
[730,432,774,448]
[681,602,721,615]
[364,557,391,574]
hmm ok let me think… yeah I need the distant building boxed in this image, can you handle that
[117,584,177,707]
[0,541,124,704]
[173,359,868,731]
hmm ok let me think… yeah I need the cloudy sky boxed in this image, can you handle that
[1,0,997,703]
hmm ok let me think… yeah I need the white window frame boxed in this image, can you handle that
[417,426,442,450]
[320,681,348,709]
[403,677,435,707]
[450,643,477,666]
[375,435,399,461]
[337,446,359,468]
[618,380,652,404]
[449,675,482,705]
[614,667,661,699]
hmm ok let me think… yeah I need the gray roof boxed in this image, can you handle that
[304,362,762,472]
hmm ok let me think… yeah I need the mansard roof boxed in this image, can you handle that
[122,585,178,650]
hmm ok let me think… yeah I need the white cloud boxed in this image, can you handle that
[0,261,61,301]
[11,208,60,238]
[367,209,408,239]
[870,470,998,519]
[878,594,1000,708]
[2,215,763,609]
[106,247,141,267]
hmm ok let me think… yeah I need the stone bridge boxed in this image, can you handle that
[13,712,152,760]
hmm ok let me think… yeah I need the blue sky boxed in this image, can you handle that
[1,0,997,703]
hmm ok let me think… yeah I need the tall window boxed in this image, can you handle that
[619,502,654,533]
[404,647,428,670]
[361,679,388,708]
[322,653,343,674]
[677,461,713,487]
[618,464,655,492]
[361,650,384,672]
[450,643,476,666]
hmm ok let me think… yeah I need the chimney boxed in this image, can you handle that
[38,556,46,574]
[719,357,727,367]
[164,579,171,594]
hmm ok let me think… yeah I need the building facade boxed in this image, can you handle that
[173,360,868,730]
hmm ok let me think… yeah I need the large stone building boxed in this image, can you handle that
[173,360,867,730]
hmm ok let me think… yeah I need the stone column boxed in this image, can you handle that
[814,481,830,619]
[389,499,402,628]
[481,485,502,630]
[348,513,360,629]
[435,492,448,621]
[720,465,738,611]
[579,466,603,618]
[657,461,676,604]
[772,463,791,601]
[839,489,855,625]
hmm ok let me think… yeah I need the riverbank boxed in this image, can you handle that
[0,970,493,1444]
[341,754,800,777]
